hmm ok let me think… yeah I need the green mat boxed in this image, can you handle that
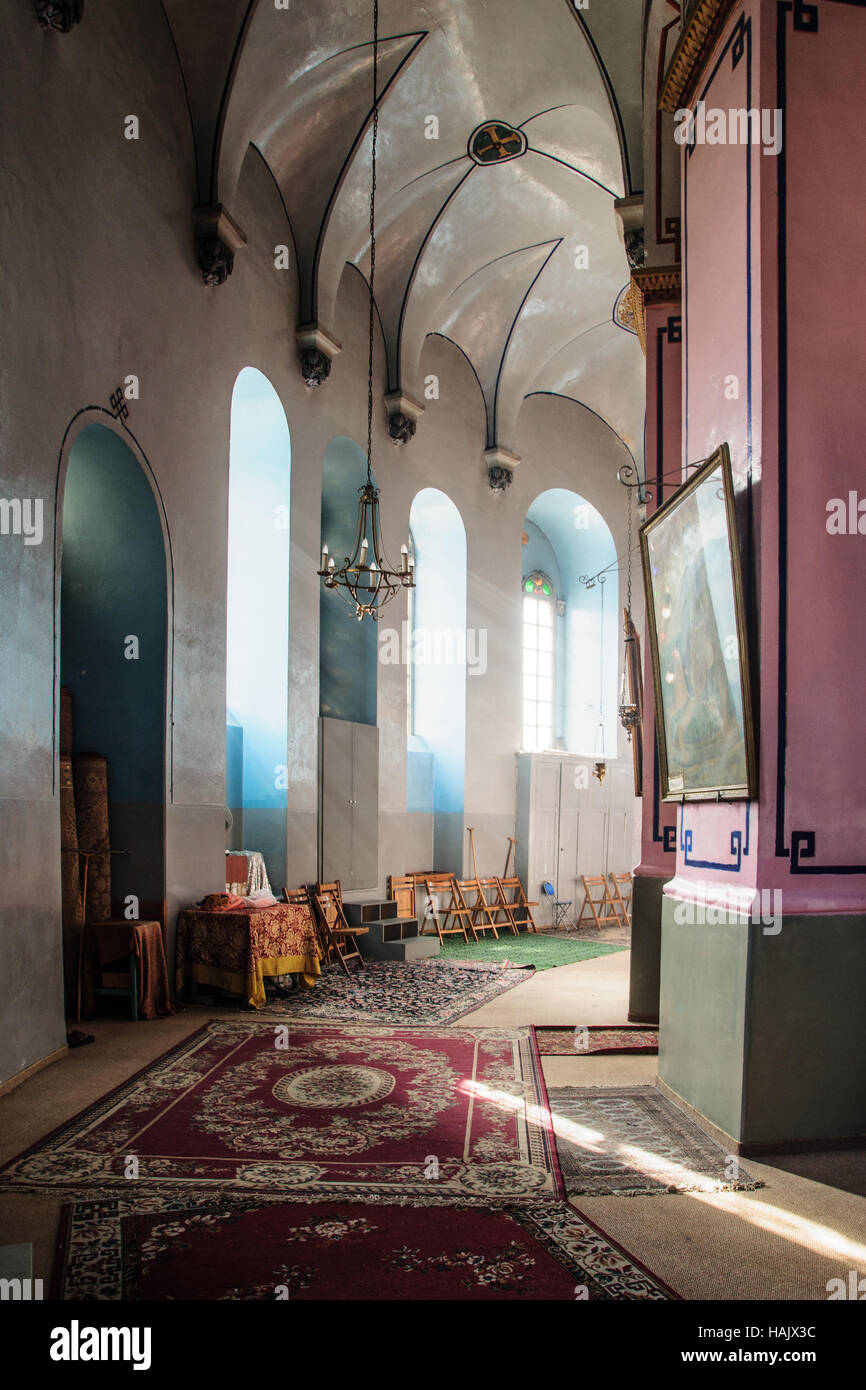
[437,934,628,971]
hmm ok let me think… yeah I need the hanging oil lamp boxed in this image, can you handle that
[593,576,607,782]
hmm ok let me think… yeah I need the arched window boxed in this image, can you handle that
[523,490,617,756]
[522,572,556,752]
[227,368,291,893]
[406,528,417,737]
[407,489,466,870]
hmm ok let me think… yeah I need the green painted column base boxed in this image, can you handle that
[628,872,670,1023]
[659,896,866,1150]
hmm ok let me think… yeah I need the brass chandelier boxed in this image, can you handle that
[318,0,413,622]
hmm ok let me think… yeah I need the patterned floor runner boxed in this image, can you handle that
[53,1195,676,1300]
[548,1086,763,1196]
[0,1020,562,1203]
[257,958,533,1024]
[535,1025,659,1056]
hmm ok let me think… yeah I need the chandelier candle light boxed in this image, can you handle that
[317,0,414,622]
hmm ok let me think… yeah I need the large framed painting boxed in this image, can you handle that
[640,444,757,801]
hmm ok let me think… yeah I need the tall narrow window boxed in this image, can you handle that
[522,572,555,752]
[406,531,416,737]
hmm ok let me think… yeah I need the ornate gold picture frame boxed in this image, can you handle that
[640,444,757,801]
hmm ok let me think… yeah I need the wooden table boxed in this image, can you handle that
[176,902,321,1008]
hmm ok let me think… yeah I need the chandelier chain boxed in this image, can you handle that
[626,485,633,622]
[366,0,379,488]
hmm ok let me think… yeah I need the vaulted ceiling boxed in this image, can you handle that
[162,0,645,464]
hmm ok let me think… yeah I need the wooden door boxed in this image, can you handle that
[350,721,379,891]
[320,717,379,890]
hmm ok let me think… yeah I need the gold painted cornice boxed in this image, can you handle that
[659,0,740,114]
[629,266,682,356]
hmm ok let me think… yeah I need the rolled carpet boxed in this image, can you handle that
[59,755,83,1011]
[73,753,112,922]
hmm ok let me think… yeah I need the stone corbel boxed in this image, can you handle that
[659,0,739,114]
[34,1,83,31]
[629,264,682,357]
[484,446,520,492]
[194,204,247,287]
[385,391,424,444]
[296,323,342,387]
[614,194,646,272]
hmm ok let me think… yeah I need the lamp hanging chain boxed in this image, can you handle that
[365,0,379,490]
[599,578,605,728]
[625,486,633,623]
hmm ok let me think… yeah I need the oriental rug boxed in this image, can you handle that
[438,936,628,970]
[0,1021,562,1203]
[52,1195,675,1300]
[535,1025,658,1056]
[259,959,533,1025]
[548,1086,762,1197]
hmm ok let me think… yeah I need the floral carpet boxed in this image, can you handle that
[53,1195,676,1300]
[535,1025,659,1056]
[548,1086,763,1197]
[0,1020,562,1203]
[438,935,628,970]
[258,958,534,1025]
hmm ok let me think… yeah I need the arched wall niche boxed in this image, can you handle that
[227,366,292,895]
[408,486,467,872]
[58,421,169,1001]
[523,488,618,759]
[319,436,378,728]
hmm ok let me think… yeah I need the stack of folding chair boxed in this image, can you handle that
[311,881,368,973]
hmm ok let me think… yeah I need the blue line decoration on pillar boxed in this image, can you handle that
[679,803,751,872]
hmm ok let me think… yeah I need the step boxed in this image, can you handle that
[358,932,440,962]
[358,919,422,945]
[344,900,399,927]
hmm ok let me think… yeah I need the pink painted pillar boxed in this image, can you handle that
[628,292,681,1022]
[658,0,866,1147]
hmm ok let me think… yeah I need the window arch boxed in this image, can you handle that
[227,367,291,892]
[407,489,467,870]
[523,490,617,756]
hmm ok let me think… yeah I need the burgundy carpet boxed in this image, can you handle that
[535,1025,659,1056]
[53,1195,676,1300]
[1,1020,562,1203]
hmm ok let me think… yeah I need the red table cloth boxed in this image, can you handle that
[176,903,321,1008]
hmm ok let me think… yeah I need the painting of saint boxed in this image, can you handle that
[640,447,756,800]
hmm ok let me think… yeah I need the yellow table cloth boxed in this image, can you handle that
[176,903,321,1008]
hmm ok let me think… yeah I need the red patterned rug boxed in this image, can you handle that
[53,1195,676,1300]
[0,1021,562,1203]
[535,1025,659,1056]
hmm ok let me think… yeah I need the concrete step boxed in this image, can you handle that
[359,932,440,962]
[358,918,422,944]
[344,900,399,927]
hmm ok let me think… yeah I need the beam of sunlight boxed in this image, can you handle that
[463,1081,866,1265]
[687,1190,866,1264]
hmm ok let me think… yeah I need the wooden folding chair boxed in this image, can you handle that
[458,878,499,938]
[495,876,539,934]
[420,874,475,945]
[388,874,417,920]
[312,881,368,974]
[576,874,622,932]
[608,871,633,927]
[476,876,517,937]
